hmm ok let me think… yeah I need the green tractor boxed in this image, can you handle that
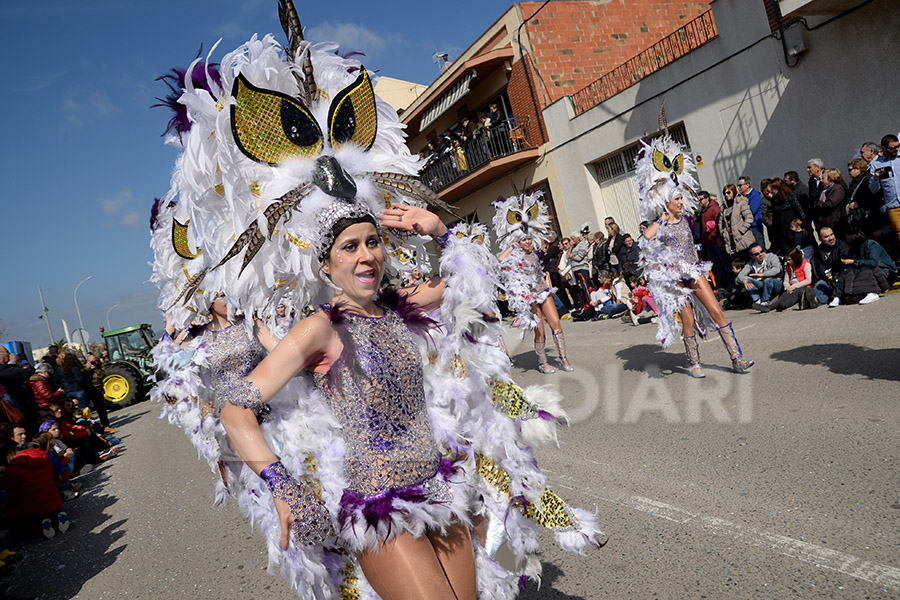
[101,324,157,408]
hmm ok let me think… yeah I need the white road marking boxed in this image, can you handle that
[559,477,900,590]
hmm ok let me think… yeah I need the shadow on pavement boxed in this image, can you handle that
[770,343,899,381]
[5,466,127,599]
[108,408,150,428]
[615,343,743,378]
[521,561,587,599]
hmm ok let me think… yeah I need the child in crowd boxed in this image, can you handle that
[789,219,815,259]
[625,275,658,325]
[721,258,752,310]
[33,432,80,500]
[0,442,70,539]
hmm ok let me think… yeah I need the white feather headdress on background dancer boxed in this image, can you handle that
[636,134,712,347]
[149,2,603,597]
[492,192,556,337]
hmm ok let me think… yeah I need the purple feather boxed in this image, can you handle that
[151,46,222,141]
[150,197,163,231]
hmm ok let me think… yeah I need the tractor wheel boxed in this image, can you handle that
[103,365,141,408]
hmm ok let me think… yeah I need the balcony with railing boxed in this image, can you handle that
[418,119,539,202]
[572,10,718,115]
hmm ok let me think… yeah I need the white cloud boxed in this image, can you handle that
[121,212,140,226]
[98,189,134,216]
[306,22,402,58]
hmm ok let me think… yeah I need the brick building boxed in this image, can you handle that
[401,1,710,236]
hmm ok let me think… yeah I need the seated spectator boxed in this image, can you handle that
[52,400,115,474]
[760,248,815,312]
[736,243,783,310]
[831,229,891,306]
[812,226,849,306]
[0,441,68,539]
[29,363,65,419]
[788,218,815,260]
[601,272,632,319]
[621,234,642,277]
[33,432,78,500]
[624,275,657,326]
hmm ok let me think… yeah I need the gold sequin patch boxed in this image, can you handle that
[250,181,261,196]
[450,355,467,379]
[490,378,537,420]
[214,184,225,196]
[173,219,201,259]
[328,69,377,152]
[281,230,310,249]
[337,549,359,600]
[230,74,323,165]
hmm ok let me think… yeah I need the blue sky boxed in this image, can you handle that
[0,0,514,346]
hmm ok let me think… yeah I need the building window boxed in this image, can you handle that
[594,123,690,183]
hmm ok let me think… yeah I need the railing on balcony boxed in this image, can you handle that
[572,10,718,115]
[419,119,532,193]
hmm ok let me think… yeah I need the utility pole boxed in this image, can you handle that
[37,286,54,344]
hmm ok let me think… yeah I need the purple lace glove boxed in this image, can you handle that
[259,461,331,546]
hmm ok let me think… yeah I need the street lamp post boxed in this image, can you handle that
[106,303,120,330]
[74,275,94,351]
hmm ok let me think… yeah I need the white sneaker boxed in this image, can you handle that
[859,293,880,305]
[828,297,840,307]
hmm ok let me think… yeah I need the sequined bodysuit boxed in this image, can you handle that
[662,217,700,274]
[313,307,441,496]
[205,323,266,414]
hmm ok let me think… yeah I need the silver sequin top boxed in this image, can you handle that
[204,323,266,414]
[312,307,440,496]
[662,217,699,268]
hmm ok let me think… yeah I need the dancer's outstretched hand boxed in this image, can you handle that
[381,203,448,238]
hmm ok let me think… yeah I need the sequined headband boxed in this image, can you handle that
[315,201,382,256]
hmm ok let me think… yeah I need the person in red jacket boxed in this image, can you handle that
[0,442,69,538]
[29,363,65,418]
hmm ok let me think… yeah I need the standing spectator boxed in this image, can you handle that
[84,354,112,431]
[766,178,806,255]
[759,178,776,251]
[807,159,826,223]
[762,248,815,312]
[620,234,641,277]
[568,229,591,301]
[60,354,88,410]
[846,157,884,238]
[816,168,848,237]
[486,103,503,129]
[784,170,813,233]
[718,184,755,259]
[812,226,849,306]
[541,232,571,314]
[699,192,731,288]
[860,141,880,164]
[0,347,38,434]
[738,175,764,248]
[736,243,783,310]
[868,134,900,248]
[605,222,625,273]
[590,231,609,286]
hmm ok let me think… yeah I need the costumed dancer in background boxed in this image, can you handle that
[493,193,574,373]
[637,135,754,377]
[148,2,603,597]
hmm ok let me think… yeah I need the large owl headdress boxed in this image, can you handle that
[450,221,489,246]
[150,0,453,328]
[491,191,551,250]
[635,135,699,221]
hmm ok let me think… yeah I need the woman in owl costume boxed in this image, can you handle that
[149,2,603,598]
[636,135,754,377]
[493,193,574,373]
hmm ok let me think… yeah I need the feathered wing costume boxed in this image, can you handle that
[149,3,602,598]
[635,135,752,372]
[491,192,554,337]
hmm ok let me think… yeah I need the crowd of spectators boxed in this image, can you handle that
[526,133,899,325]
[0,342,122,567]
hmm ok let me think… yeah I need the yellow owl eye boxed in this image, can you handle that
[455,231,466,238]
[172,219,201,259]
[473,234,485,244]
[506,210,523,225]
[230,74,323,165]
[652,148,673,172]
[525,202,539,221]
[671,153,684,175]
[328,69,378,151]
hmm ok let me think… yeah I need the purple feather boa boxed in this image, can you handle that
[338,457,462,539]
[151,47,222,141]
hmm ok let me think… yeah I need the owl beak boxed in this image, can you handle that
[312,155,357,199]
[670,172,679,185]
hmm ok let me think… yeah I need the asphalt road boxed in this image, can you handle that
[8,294,899,599]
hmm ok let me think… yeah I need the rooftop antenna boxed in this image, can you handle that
[433,52,450,72]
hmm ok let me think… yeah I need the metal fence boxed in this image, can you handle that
[572,10,718,115]
[419,121,528,192]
